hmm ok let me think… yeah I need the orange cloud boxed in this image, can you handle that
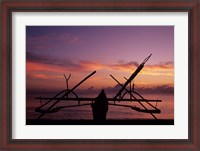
[141,63,174,76]
[26,62,66,73]
[27,73,63,80]
[29,74,48,79]
[27,51,173,78]
[108,62,174,77]
[26,57,174,90]
[79,61,106,70]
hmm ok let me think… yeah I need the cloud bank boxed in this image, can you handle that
[27,51,174,78]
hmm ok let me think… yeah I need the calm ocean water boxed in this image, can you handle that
[26,92,174,120]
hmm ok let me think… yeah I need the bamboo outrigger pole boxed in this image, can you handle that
[37,71,96,119]
[114,54,152,99]
[111,72,158,119]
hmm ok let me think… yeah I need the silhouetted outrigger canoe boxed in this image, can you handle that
[34,54,162,120]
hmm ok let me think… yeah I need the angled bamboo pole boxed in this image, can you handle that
[114,54,152,99]
[110,72,158,120]
[37,71,96,119]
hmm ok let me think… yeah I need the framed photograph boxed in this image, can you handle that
[1,0,199,150]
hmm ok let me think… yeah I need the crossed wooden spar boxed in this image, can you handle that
[35,54,161,120]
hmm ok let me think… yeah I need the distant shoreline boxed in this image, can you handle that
[26,119,174,125]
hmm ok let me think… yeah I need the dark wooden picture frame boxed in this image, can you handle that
[1,0,199,150]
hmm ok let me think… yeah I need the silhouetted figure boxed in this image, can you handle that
[91,90,108,121]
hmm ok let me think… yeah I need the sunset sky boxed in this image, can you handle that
[26,26,174,96]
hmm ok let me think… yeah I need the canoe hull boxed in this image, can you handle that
[91,90,108,121]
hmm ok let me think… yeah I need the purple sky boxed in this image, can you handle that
[27,26,173,63]
[26,26,174,120]
[26,26,174,93]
